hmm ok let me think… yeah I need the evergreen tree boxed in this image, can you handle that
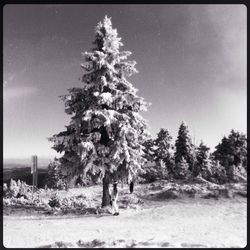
[213,130,247,181]
[174,122,195,172]
[227,130,247,169]
[49,16,150,207]
[174,157,190,179]
[213,136,232,168]
[213,130,247,168]
[154,128,174,174]
[194,141,210,177]
[47,159,67,189]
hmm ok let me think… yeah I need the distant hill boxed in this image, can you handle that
[3,157,54,169]
[3,166,49,188]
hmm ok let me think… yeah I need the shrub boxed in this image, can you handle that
[139,162,168,183]
[48,193,61,208]
[4,179,32,199]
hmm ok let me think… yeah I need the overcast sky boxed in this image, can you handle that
[3,4,246,159]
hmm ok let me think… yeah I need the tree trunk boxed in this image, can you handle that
[102,172,111,207]
[129,181,134,194]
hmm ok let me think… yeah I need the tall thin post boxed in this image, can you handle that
[31,155,38,197]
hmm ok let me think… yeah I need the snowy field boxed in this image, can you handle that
[3,181,247,248]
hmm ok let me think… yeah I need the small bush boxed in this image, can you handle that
[48,193,61,208]
[139,164,168,183]
[4,179,32,199]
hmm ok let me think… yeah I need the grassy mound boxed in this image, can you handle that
[142,180,247,201]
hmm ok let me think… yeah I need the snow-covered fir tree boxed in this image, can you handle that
[208,159,228,184]
[213,130,247,182]
[213,136,232,169]
[49,16,150,206]
[174,121,196,172]
[213,130,247,169]
[194,141,211,178]
[174,156,190,179]
[154,128,174,174]
[47,159,65,189]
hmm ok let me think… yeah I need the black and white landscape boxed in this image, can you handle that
[3,4,247,248]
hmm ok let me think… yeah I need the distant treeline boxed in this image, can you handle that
[140,122,247,184]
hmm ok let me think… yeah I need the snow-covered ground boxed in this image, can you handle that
[3,182,247,248]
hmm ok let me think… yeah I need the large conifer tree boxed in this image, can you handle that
[174,121,195,171]
[49,16,150,206]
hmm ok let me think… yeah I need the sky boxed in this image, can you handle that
[3,4,247,160]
